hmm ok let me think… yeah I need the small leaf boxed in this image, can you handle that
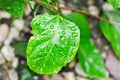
[0,0,25,18]
[65,12,107,78]
[100,11,120,58]
[27,14,80,74]
[108,0,120,8]
[13,43,27,57]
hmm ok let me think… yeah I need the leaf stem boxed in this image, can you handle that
[33,0,116,25]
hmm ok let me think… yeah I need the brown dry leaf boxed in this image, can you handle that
[105,50,120,80]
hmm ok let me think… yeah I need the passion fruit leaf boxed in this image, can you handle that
[65,12,107,78]
[108,0,120,8]
[27,14,80,74]
[100,11,120,59]
[0,0,25,18]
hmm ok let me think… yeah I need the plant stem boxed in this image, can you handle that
[33,0,114,24]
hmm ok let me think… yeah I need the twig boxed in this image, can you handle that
[33,0,116,25]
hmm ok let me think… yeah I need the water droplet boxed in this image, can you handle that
[41,31,47,35]
[63,27,66,30]
[60,36,66,43]
[70,26,77,31]
[72,32,78,37]
[50,25,54,29]
[62,31,66,34]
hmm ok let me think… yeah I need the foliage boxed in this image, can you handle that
[66,13,107,78]
[27,14,80,74]
[100,11,120,58]
[0,0,27,18]
[1,0,120,79]
[108,0,120,8]
[13,43,27,57]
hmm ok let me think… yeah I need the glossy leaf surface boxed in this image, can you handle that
[66,12,107,78]
[27,14,80,74]
[100,11,120,58]
[108,0,120,8]
[0,0,25,18]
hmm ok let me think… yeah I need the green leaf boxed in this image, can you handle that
[65,12,107,78]
[100,11,120,58]
[21,68,32,80]
[40,0,51,3]
[27,14,80,74]
[108,0,120,8]
[13,43,27,57]
[0,0,25,18]
[79,39,107,78]
[65,12,90,40]
[41,0,58,4]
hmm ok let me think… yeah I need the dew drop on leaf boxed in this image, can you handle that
[62,31,66,34]
[60,36,66,43]
[50,25,54,29]
[71,26,77,31]
[72,32,78,37]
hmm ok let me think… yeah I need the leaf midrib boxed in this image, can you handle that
[38,16,60,67]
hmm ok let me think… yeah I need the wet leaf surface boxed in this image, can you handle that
[27,14,80,74]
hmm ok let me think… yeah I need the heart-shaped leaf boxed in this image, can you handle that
[100,11,120,59]
[27,14,80,74]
